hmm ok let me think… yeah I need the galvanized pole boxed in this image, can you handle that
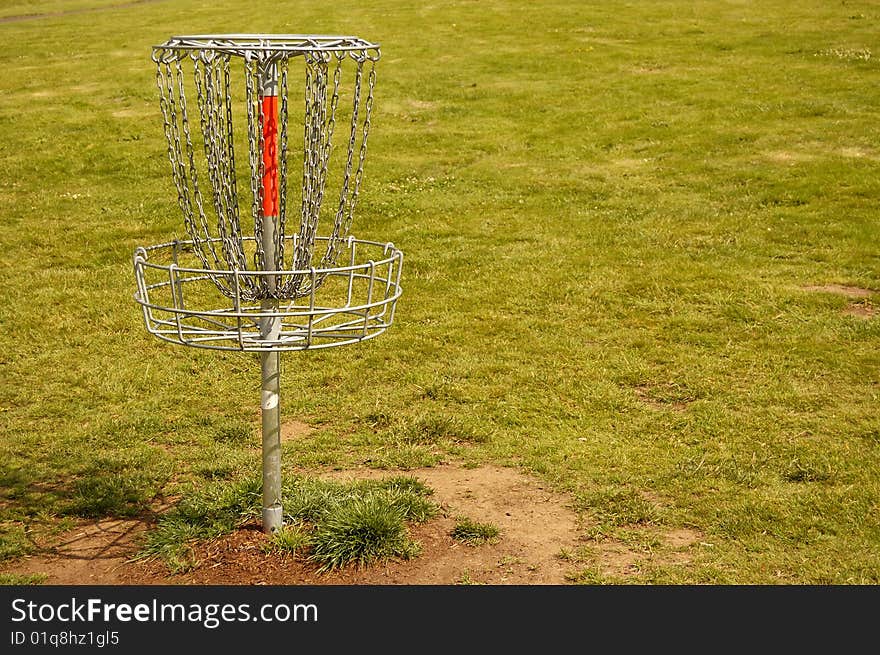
[259,60,283,534]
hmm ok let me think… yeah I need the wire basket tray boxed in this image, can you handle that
[134,236,402,352]
[155,34,381,58]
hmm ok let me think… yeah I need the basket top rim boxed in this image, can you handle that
[154,34,380,55]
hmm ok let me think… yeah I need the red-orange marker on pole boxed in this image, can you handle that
[260,93,279,219]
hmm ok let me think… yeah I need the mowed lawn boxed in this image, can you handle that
[0,0,878,583]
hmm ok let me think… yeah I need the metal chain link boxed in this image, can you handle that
[154,52,197,247]
[194,52,240,284]
[156,51,231,297]
[245,56,265,280]
[212,53,248,274]
[277,56,290,277]
[289,51,345,297]
[297,52,327,271]
[322,52,375,270]
[347,60,376,238]
[322,56,361,269]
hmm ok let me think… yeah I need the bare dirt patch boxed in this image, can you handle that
[315,465,585,584]
[591,527,702,578]
[802,284,875,298]
[1,465,586,585]
[764,150,816,164]
[2,517,152,585]
[844,303,876,319]
[281,419,315,442]
[111,107,151,118]
[802,285,876,318]
[838,146,880,160]
[633,384,692,412]
[0,0,161,24]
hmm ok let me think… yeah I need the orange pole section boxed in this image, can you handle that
[261,95,279,218]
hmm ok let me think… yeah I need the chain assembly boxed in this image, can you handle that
[151,36,379,302]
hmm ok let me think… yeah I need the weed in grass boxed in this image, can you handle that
[566,567,606,585]
[138,516,208,573]
[380,487,437,523]
[555,547,595,565]
[613,528,663,553]
[450,517,500,546]
[309,495,420,572]
[196,465,239,481]
[372,444,441,469]
[361,411,392,429]
[353,476,437,522]
[783,458,835,484]
[372,475,434,498]
[263,524,311,557]
[162,547,199,576]
[281,475,440,525]
[173,477,262,526]
[418,378,469,404]
[212,421,253,444]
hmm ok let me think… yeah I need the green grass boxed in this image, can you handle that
[263,523,310,556]
[0,0,879,584]
[309,494,421,572]
[0,573,49,586]
[0,0,128,20]
[137,476,262,572]
[139,474,434,572]
[450,517,500,546]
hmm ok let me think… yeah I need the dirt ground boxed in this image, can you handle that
[802,283,877,318]
[2,464,592,585]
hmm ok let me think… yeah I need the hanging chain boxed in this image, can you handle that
[286,51,344,297]
[155,50,236,297]
[277,56,290,276]
[194,52,241,286]
[346,58,376,241]
[308,53,343,281]
[322,51,375,270]
[213,54,248,273]
[245,56,265,279]
[154,51,196,247]
[297,52,329,273]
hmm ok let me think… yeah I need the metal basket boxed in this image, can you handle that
[134,236,402,352]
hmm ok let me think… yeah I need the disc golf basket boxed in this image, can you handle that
[133,35,403,533]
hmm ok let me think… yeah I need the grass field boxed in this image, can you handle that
[0,0,878,584]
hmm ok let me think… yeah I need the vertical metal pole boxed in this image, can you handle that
[259,60,283,534]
